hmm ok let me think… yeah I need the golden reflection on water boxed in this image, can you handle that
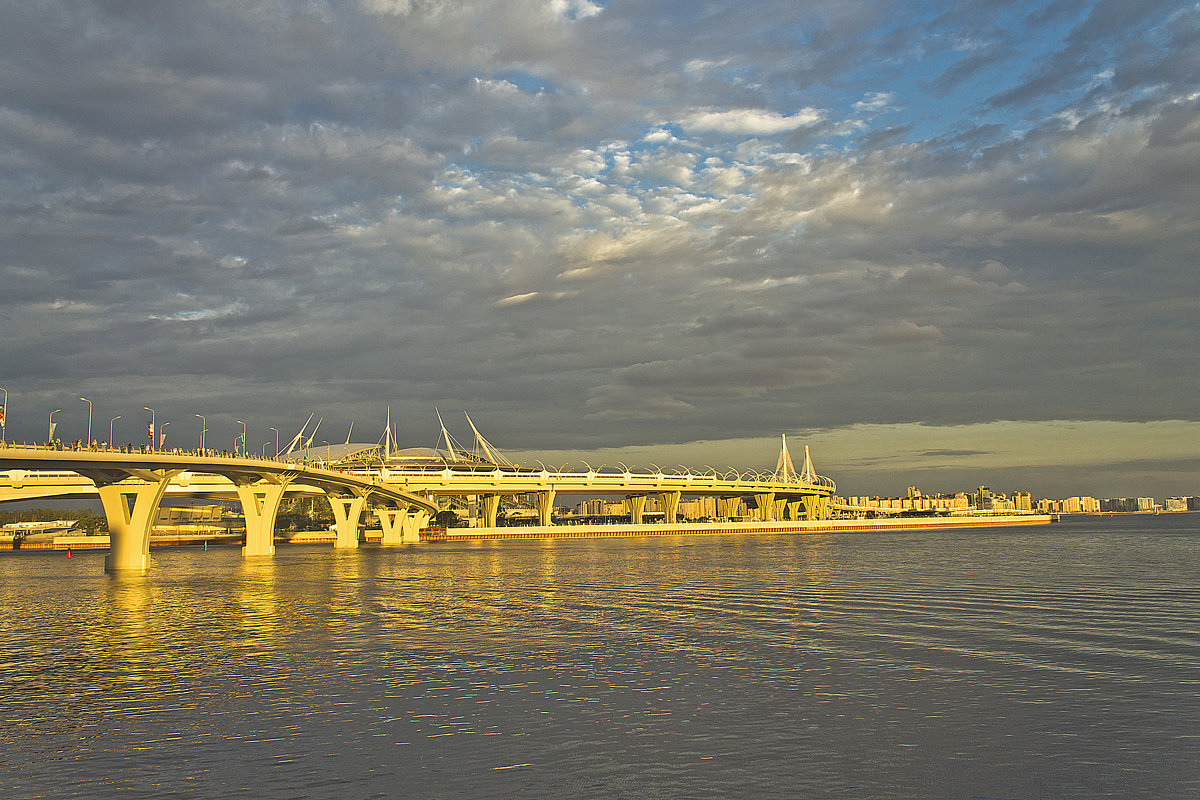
[3,521,1200,800]
[232,557,284,656]
[88,574,163,685]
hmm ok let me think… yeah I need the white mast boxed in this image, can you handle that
[464,412,513,467]
[282,412,315,455]
[800,445,818,485]
[773,433,798,483]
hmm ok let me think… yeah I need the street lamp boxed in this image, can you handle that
[144,406,156,448]
[262,442,270,457]
[236,420,246,456]
[49,408,62,443]
[195,414,207,451]
[1,385,7,442]
[79,397,92,445]
[160,421,170,448]
[109,415,121,444]
[269,426,279,458]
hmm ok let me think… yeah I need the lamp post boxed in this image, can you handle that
[1,385,7,442]
[269,427,279,458]
[195,414,207,451]
[262,442,270,457]
[144,406,156,448]
[236,420,246,456]
[79,397,93,445]
[109,415,120,445]
[160,421,170,448]
[49,408,62,443]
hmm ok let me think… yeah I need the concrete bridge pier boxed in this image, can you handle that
[773,497,787,521]
[754,492,776,521]
[376,508,406,545]
[329,492,368,548]
[718,496,741,519]
[534,490,556,526]
[234,478,291,558]
[625,495,646,524]
[400,509,429,542]
[803,495,832,520]
[481,494,501,528]
[660,491,681,523]
[785,500,803,521]
[89,469,180,572]
[377,507,429,544]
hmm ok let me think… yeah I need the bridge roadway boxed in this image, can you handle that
[0,445,437,571]
[368,466,836,527]
[0,444,836,571]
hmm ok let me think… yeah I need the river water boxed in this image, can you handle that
[2,515,1198,798]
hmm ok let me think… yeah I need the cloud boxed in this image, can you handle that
[679,108,826,135]
[1,0,1197,496]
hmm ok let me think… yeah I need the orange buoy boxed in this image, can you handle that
[66,547,73,558]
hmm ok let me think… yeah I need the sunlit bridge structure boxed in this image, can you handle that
[0,413,836,572]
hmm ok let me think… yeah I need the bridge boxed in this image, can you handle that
[0,431,836,572]
[0,445,437,570]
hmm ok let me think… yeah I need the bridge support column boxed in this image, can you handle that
[534,490,556,526]
[376,508,406,545]
[785,500,803,521]
[234,480,290,558]
[481,494,501,529]
[95,474,177,572]
[718,496,741,519]
[402,509,430,542]
[773,498,787,521]
[378,508,431,544]
[754,492,776,521]
[660,491,681,523]
[329,494,368,548]
[401,509,429,542]
[803,495,831,520]
[626,495,646,524]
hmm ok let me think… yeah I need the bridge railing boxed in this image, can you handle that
[363,465,835,493]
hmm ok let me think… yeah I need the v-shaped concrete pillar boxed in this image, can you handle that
[803,495,831,520]
[480,494,501,529]
[329,494,368,548]
[754,492,776,521]
[376,508,405,545]
[626,494,647,524]
[773,497,787,521]
[785,500,803,521]
[90,469,181,572]
[400,509,429,543]
[233,478,291,557]
[718,496,741,519]
[376,507,428,545]
[534,490,556,526]
[660,490,681,524]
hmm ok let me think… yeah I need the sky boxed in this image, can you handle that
[2,0,1198,499]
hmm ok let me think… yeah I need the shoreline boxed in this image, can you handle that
[422,514,1053,541]
[3,514,1053,551]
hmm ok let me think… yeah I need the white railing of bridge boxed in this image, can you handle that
[1,440,835,494]
[362,466,835,494]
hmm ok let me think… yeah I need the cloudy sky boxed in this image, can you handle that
[2,0,1198,498]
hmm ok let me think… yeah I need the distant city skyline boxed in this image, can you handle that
[2,2,1197,496]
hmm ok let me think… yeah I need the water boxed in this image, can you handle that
[2,515,1199,798]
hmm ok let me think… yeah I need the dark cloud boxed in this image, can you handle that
[1,0,1196,494]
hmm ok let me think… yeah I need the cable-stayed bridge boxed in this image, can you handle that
[1,423,836,572]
